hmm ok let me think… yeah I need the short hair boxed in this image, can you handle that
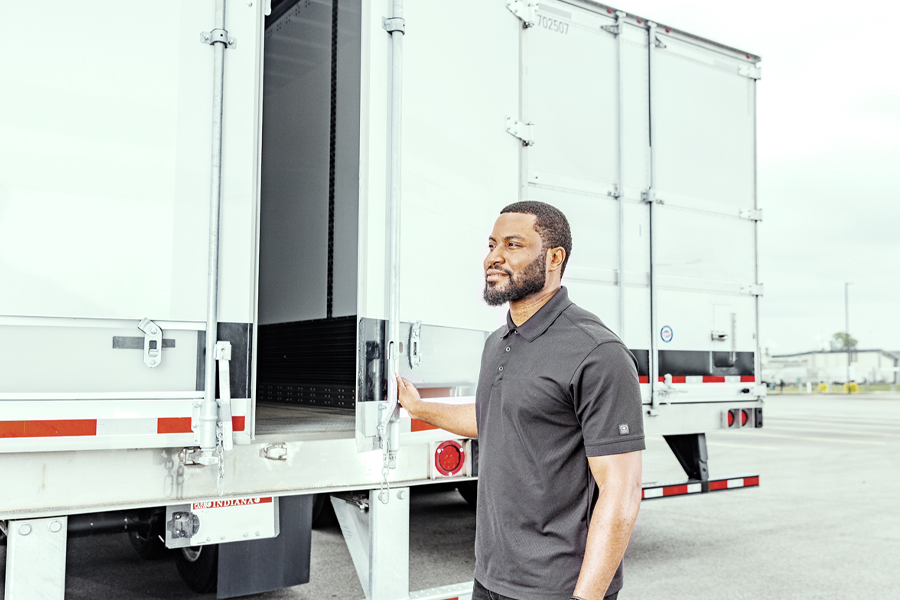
[500,201,572,276]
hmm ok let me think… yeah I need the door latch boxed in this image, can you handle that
[137,318,163,368]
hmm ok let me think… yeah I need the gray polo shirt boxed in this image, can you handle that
[474,287,645,600]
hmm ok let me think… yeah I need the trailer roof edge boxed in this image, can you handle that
[560,0,762,63]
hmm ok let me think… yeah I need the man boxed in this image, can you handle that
[397,201,644,600]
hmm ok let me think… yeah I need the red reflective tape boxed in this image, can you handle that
[157,417,192,434]
[663,484,688,496]
[1,419,97,438]
[638,376,649,384]
[709,480,728,491]
[232,416,245,432]
[411,419,437,432]
[703,376,725,383]
[658,376,687,383]
[740,375,756,382]
[0,421,25,438]
[744,476,759,487]
[641,489,646,499]
[28,419,96,437]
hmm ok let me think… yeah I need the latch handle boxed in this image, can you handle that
[215,341,234,451]
[137,318,163,368]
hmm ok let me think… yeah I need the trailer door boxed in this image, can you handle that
[0,0,263,452]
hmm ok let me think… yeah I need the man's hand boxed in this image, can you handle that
[395,374,424,420]
[393,373,478,439]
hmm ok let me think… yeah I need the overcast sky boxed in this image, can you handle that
[610,0,900,355]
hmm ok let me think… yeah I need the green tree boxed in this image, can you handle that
[830,332,858,351]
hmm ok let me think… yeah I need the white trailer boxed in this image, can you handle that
[0,0,764,598]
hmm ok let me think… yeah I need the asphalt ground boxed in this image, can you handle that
[2,393,898,599]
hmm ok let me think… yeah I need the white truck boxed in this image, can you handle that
[0,0,764,598]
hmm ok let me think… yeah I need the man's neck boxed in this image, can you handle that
[509,285,562,327]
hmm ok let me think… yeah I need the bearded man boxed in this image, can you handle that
[397,201,644,600]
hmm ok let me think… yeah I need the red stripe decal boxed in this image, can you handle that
[411,419,437,432]
[744,476,759,487]
[638,376,649,384]
[709,480,728,491]
[157,417,193,434]
[0,420,97,438]
[740,375,756,382]
[702,376,726,383]
[663,485,688,496]
[0,421,25,438]
[232,416,245,432]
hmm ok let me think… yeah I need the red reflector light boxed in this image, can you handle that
[434,441,465,476]
[740,410,749,426]
[727,411,735,427]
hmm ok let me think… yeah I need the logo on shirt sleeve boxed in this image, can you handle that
[618,423,630,435]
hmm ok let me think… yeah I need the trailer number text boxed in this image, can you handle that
[538,16,569,34]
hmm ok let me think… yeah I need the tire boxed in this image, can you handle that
[174,544,218,594]
[457,481,478,509]
[311,493,337,529]
[128,530,169,560]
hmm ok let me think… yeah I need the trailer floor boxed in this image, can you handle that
[2,393,897,599]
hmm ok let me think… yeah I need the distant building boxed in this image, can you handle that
[762,349,900,384]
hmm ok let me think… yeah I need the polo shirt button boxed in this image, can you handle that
[505,347,510,352]
[498,366,503,372]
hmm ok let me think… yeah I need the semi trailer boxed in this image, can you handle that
[0,0,764,598]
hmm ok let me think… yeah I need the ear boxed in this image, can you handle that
[547,247,565,272]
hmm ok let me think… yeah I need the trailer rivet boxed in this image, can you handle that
[18,524,32,536]
[255,531,260,536]
[243,532,249,538]
[247,1,253,5]
[48,520,62,533]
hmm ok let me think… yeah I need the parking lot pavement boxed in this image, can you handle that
[2,393,898,599]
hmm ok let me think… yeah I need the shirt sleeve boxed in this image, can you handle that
[570,342,646,457]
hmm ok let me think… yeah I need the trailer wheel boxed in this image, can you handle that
[174,544,218,593]
[128,530,169,560]
[457,481,477,509]
[311,493,337,529]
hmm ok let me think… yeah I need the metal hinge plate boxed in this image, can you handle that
[741,283,764,296]
[738,65,761,80]
[408,321,423,368]
[740,208,763,221]
[506,0,537,28]
[201,29,236,48]
[506,117,535,146]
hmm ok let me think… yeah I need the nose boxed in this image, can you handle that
[485,246,505,268]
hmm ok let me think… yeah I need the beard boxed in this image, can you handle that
[483,252,547,306]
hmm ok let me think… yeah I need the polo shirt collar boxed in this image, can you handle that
[503,286,573,342]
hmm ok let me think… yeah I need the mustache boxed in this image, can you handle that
[485,265,512,278]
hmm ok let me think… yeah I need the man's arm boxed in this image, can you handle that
[572,451,643,600]
[395,374,478,439]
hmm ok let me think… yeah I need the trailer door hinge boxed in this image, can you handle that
[506,0,537,28]
[201,28,236,48]
[382,17,405,34]
[408,320,423,368]
[506,117,535,146]
[738,65,762,80]
[739,208,763,221]
[741,283,764,296]
[137,318,163,368]
[641,190,662,204]
[607,184,621,199]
